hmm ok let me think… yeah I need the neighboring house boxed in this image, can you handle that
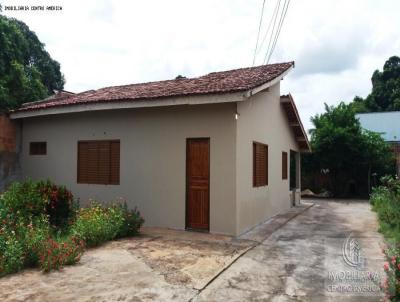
[356,111,400,176]
[10,62,310,236]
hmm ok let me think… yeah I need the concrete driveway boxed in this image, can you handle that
[194,200,385,302]
[0,200,385,301]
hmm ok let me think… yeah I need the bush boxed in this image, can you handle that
[38,180,76,228]
[0,180,144,276]
[0,180,46,219]
[371,176,400,301]
[72,201,144,246]
[0,179,76,228]
[71,202,124,247]
[371,176,400,242]
[38,236,85,272]
[116,202,144,238]
[381,246,400,302]
[0,233,25,276]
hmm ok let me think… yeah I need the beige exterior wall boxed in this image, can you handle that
[20,102,237,235]
[236,83,299,235]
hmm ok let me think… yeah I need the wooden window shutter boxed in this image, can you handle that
[109,141,120,185]
[282,151,288,180]
[77,140,120,185]
[253,142,268,187]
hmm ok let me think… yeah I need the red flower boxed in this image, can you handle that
[384,262,389,271]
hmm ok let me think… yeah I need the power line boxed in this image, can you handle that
[262,0,282,65]
[255,0,280,58]
[252,0,266,66]
[265,0,291,64]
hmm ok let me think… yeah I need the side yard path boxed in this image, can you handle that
[0,200,384,301]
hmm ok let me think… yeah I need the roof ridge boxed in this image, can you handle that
[203,61,294,76]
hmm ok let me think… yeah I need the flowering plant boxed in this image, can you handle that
[38,236,85,272]
[381,247,400,301]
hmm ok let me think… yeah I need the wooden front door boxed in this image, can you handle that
[186,138,210,231]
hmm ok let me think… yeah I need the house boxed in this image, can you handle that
[9,62,310,236]
[356,111,400,176]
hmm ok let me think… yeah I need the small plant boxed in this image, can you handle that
[71,202,124,247]
[38,236,85,272]
[381,247,400,302]
[371,176,400,301]
[38,180,77,228]
[0,233,25,276]
[116,202,144,238]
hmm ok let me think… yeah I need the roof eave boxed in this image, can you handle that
[280,94,311,153]
[9,91,247,119]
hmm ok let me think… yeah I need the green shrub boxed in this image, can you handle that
[0,180,46,219]
[370,176,400,301]
[71,201,144,246]
[0,233,25,276]
[23,216,51,266]
[371,176,400,242]
[0,180,144,276]
[0,179,77,228]
[116,202,144,238]
[71,202,124,247]
[38,180,76,228]
[38,236,85,272]
[381,246,400,302]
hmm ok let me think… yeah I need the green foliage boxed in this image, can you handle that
[71,201,144,247]
[0,15,64,111]
[0,234,24,276]
[304,102,394,196]
[371,176,400,242]
[38,236,85,272]
[38,180,76,228]
[370,176,400,301]
[382,246,400,301]
[0,180,143,276]
[0,179,76,228]
[116,202,145,238]
[353,56,400,113]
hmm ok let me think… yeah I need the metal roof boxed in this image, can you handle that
[356,111,400,142]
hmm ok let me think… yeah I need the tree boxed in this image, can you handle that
[353,56,400,112]
[0,15,64,112]
[304,102,394,197]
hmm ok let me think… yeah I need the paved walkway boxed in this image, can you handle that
[194,200,385,301]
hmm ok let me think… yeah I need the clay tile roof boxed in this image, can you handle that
[16,62,294,112]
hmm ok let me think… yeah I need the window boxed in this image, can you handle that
[282,151,288,180]
[77,140,120,185]
[253,142,268,187]
[30,142,47,155]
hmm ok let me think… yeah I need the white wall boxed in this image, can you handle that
[236,83,299,235]
[20,102,237,235]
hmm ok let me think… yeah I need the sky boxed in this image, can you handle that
[2,0,400,131]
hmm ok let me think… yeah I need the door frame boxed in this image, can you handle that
[185,137,210,232]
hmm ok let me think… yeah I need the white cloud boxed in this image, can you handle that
[3,0,400,131]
